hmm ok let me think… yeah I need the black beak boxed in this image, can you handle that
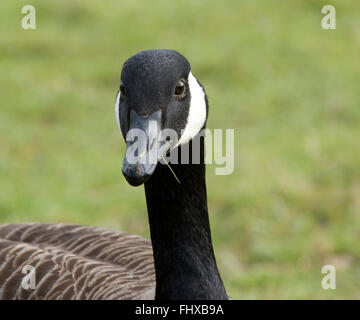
[122,110,162,186]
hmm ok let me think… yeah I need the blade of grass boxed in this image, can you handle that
[161,154,181,184]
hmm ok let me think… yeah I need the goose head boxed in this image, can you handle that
[115,49,208,186]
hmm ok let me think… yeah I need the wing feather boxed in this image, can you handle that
[0,223,155,300]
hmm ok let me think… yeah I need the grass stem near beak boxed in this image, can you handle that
[161,154,180,184]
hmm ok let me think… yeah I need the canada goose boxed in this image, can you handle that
[0,49,228,300]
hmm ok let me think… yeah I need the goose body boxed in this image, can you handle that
[0,49,228,300]
[0,223,155,299]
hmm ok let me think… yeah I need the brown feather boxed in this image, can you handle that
[0,223,155,300]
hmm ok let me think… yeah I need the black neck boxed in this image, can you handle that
[144,136,228,300]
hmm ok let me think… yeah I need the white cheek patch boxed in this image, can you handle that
[177,71,207,146]
[115,91,121,131]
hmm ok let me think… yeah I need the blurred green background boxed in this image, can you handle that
[1,0,359,299]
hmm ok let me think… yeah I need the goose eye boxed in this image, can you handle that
[174,79,186,98]
[120,82,126,96]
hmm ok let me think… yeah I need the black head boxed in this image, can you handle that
[115,49,208,186]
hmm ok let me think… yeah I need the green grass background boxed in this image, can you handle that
[1,0,359,299]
